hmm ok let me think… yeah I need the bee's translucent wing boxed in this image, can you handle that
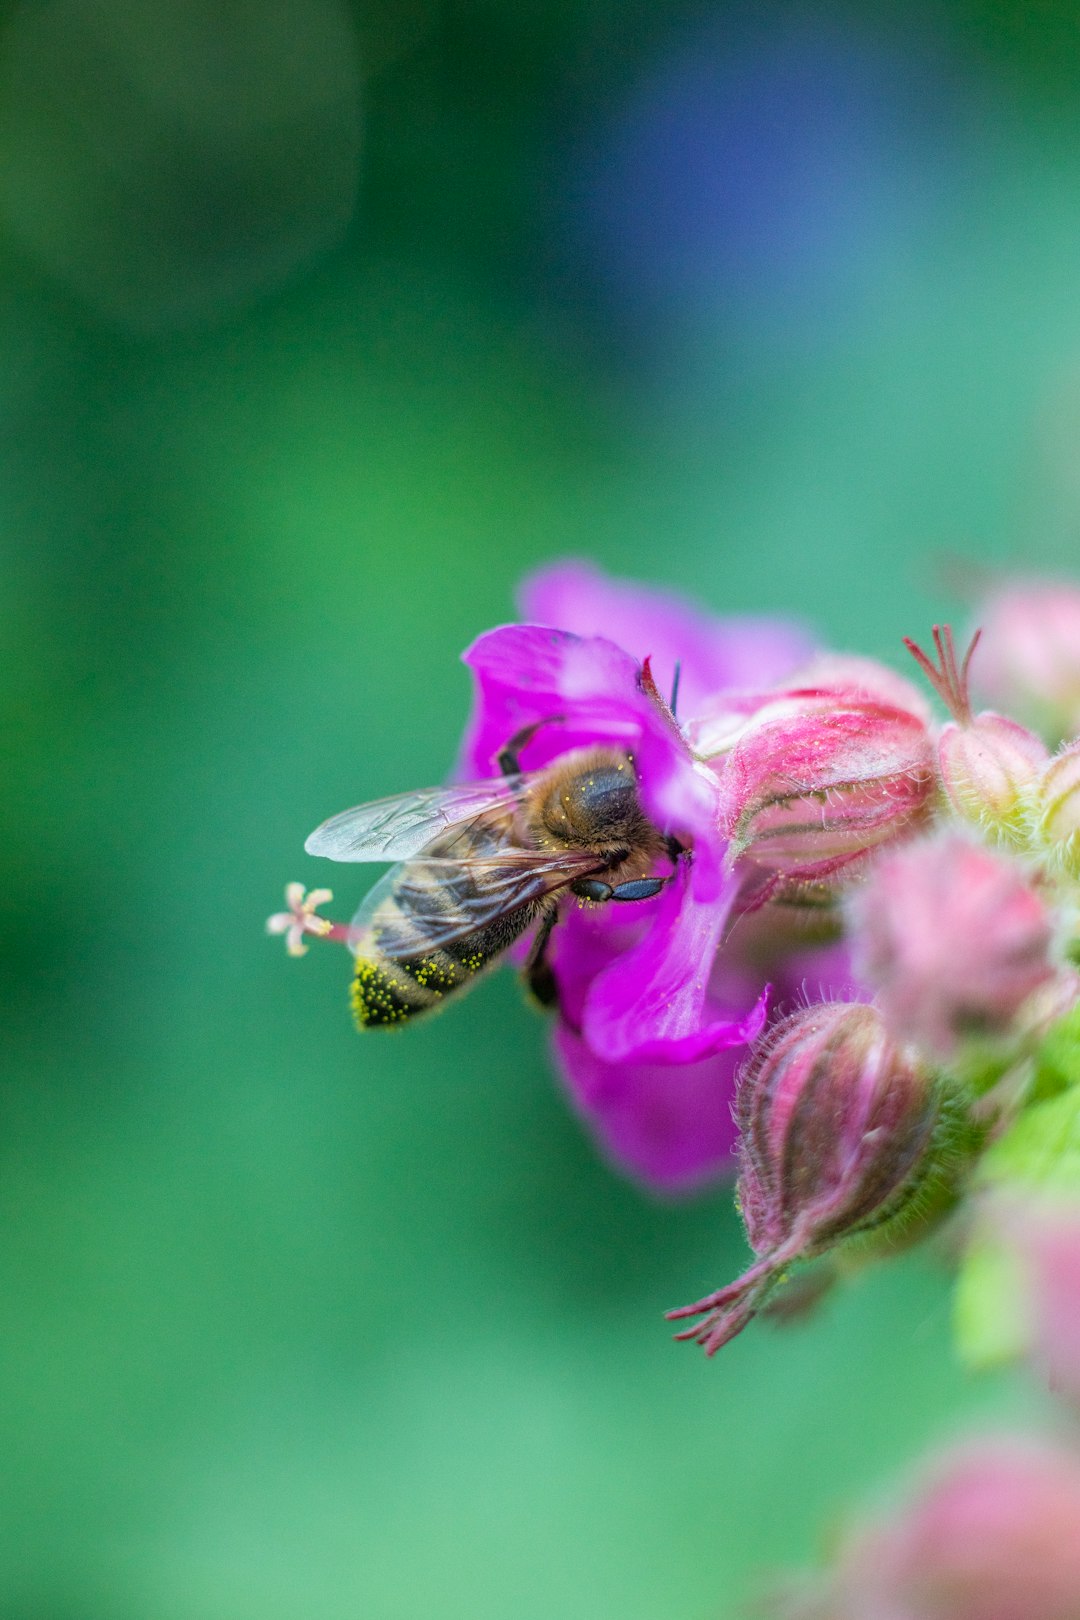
[304,777,525,862]
[347,865,405,951]
[348,848,607,956]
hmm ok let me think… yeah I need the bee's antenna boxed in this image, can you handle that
[670,660,682,718]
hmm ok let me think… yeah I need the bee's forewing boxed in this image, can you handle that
[304,777,524,862]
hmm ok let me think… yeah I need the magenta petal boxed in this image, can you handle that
[581,861,768,1064]
[463,622,640,705]
[459,624,644,776]
[630,737,728,894]
[520,560,813,716]
[552,1023,743,1191]
[548,898,659,1029]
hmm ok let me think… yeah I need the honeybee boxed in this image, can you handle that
[304,728,681,1026]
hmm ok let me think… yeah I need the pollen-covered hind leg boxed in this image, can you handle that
[351,956,419,1027]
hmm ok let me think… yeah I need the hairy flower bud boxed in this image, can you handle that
[770,1436,1080,1620]
[848,833,1058,1060]
[719,696,936,884]
[789,653,933,719]
[1033,741,1080,876]
[905,625,1047,841]
[668,1003,961,1353]
[938,716,1046,837]
[686,654,929,762]
[974,576,1080,744]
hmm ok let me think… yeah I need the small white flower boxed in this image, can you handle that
[266,882,334,957]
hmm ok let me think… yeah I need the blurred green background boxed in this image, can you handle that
[4,1,1080,1614]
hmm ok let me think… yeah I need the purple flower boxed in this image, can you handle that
[551,1033,749,1193]
[459,561,815,1190]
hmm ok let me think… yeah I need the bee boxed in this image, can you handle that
[304,726,681,1027]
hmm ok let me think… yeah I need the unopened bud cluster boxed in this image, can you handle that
[658,579,1080,1608]
[674,586,1080,1357]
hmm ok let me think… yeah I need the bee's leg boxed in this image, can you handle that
[524,905,560,1007]
[496,716,565,778]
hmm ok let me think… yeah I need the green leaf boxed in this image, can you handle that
[953,1236,1028,1370]
[1032,1002,1080,1101]
[979,1084,1080,1197]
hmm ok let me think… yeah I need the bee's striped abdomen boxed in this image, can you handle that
[351,853,538,1027]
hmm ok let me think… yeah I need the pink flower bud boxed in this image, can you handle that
[981,1198,1080,1409]
[788,652,933,721]
[772,1436,1080,1620]
[1034,741,1080,876]
[848,833,1058,1059]
[974,576,1080,744]
[905,625,1047,840]
[938,716,1046,836]
[719,696,936,883]
[668,1003,958,1354]
[685,653,929,762]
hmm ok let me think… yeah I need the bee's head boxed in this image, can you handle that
[539,752,646,847]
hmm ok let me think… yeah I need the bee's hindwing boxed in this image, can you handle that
[348,846,604,1028]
